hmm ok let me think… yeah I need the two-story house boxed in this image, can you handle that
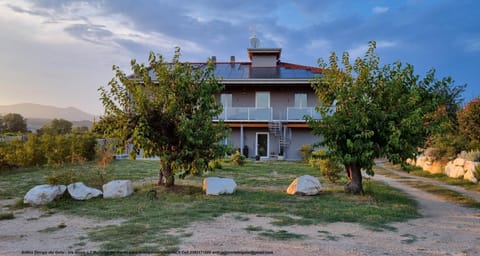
[211,47,322,160]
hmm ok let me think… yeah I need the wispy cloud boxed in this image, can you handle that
[373,6,389,14]
[348,40,397,59]
[464,37,480,52]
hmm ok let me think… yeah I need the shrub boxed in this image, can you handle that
[309,149,343,183]
[299,144,313,160]
[208,159,223,171]
[231,150,246,166]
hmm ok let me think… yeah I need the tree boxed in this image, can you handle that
[3,113,27,133]
[308,41,462,194]
[40,118,73,135]
[0,114,4,133]
[458,97,480,150]
[99,48,229,187]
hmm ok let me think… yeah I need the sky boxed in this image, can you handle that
[0,0,479,115]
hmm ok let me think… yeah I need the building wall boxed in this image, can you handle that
[227,126,321,160]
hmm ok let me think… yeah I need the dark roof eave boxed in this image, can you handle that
[221,78,313,84]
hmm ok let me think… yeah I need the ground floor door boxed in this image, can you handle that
[256,132,269,158]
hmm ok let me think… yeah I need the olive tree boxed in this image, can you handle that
[99,48,229,187]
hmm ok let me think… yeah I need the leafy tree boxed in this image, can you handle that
[3,113,27,133]
[40,118,73,135]
[99,48,229,187]
[72,126,89,134]
[458,97,480,150]
[308,41,462,194]
[0,114,4,133]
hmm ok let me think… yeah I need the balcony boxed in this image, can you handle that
[217,107,273,121]
[286,107,321,120]
[214,107,326,122]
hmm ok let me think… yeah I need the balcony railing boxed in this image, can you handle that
[214,107,334,122]
[286,107,322,120]
[217,107,273,121]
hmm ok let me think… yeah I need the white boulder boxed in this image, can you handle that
[24,185,66,205]
[67,182,102,200]
[202,177,237,195]
[103,180,133,199]
[464,169,478,183]
[287,175,323,196]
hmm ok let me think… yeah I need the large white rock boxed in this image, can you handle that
[103,180,133,199]
[464,169,478,183]
[453,158,466,166]
[416,156,426,168]
[444,161,455,177]
[287,175,323,196]
[24,185,66,205]
[67,182,102,200]
[202,177,237,195]
[464,160,477,173]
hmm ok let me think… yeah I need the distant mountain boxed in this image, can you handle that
[0,103,95,132]
[0,103,95,121]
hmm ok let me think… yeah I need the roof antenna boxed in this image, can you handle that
[249,25,260,48]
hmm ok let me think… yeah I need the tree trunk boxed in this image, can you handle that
[158,159,175,187]
[344,164,363,194]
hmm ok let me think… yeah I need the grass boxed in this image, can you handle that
[259,230,306,240]
[38,222,67,233]
[1,159,419,252]
[0,212,15,220]
[400,180,480,208]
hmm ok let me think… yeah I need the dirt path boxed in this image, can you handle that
[375,160,480,202]
[0,199,123,256]
[176,164,480,256]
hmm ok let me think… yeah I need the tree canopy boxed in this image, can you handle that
[2,113,27,133]
[458,97,480,150]
[308,41,465,194]
[40,118,73,135]
[99,48,229,187]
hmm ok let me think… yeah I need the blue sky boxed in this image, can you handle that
[0,0,479,115]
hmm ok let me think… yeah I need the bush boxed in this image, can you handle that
[0,133,97,170]
[208,159,223,171]
[231,150,246,166]
[309,149,343,183]
[299,144,313,160]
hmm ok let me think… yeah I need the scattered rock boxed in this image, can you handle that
[202,177,237,195]
[464,169,478,183]
[444,158,479,183]
[67,182,102,200]
[287,175,322,196]
[24,185,66,205]
[103,180,133,199]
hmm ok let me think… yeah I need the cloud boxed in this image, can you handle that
[348,40,397,59]
[463,37,480,52]
[372,6,389,14]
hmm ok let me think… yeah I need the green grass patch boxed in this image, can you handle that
[400,180,480,208]
[0,212,14,220]
[38,223,67,233]
[245,225,263,232]
[2,160,419,252]
[259,230,305,240]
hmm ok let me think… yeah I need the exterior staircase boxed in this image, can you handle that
[269,121,290,157]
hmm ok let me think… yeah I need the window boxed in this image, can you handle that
[256,92,270,108]
[294,93,307,108]
[220,93,232,107]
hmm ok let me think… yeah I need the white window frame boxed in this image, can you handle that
[255,92,270,108]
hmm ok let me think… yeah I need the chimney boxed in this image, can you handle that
[211,56,216,63]
[230,56,235,63]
